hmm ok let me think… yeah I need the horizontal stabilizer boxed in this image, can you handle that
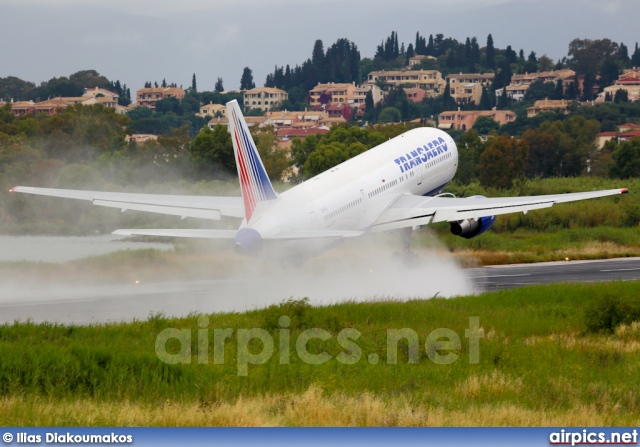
[112,229,237,239]
[11,186,245,220]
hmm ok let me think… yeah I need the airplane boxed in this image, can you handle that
[11,99,629,261]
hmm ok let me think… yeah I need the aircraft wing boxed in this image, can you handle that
[10,186,245,220]
[371,188,629,232]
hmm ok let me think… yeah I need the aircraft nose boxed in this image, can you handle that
[234,228,263,256]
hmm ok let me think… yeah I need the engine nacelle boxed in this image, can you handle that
[234,228,263,256]
[449,195,496,239]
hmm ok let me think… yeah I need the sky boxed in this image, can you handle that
[1,0,638,94]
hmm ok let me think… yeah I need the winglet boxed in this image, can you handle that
[619,188,629,194]
[9,186,17,192]
[226,100,277,222]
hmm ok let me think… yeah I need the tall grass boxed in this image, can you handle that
[428,226,640,265]
[1,282,640,425]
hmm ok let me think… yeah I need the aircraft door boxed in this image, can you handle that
[309,211,319,227]
[360,189,367,212]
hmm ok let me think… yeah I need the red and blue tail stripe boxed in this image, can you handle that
[228,101,277,221]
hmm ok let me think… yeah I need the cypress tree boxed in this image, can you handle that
[479,86,491,110]
[631,42,640,68]
[485,34,495,69]
[215,77,224,92]
[405,43,415,65]
[394,31,400,58]
[240,67,255,90]
[465,37,472,67]
[555,80,564,100]
[426,34,434,56]
[470,37,480,66]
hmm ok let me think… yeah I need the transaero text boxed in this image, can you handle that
[394,137,448,173]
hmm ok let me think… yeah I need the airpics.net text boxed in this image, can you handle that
[155,316,484,376]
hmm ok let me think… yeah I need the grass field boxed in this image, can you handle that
[1,282,640,426]
[430,226,640,266]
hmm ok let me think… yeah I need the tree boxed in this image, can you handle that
[284,65,292,90]
[524,51,538,73]
[434,34,444,56]
[364,90,374,120]
[464,37,472,67]
[537,115,600,177]
[378,107,401,123]
[240,67,255,90]
[609,138,640,179]
[325,38,361,83]
[191,73,197,91]
[589,139,615,177]
[493,58,512,91]
[478,135,528,189]
[522,128,557,178]
[632,42,640,68]
[155,97,181,115]
[614,88,629,103]
[471,37,480,66]
[157,124,190,154]
[415,32,426,55]
[394,32,400,58]
[619,43,630,66]
[446,49,457,69]
[189,125,235,176]
[505,45,517,64]
[426,34,434,56]
[215,77,224,92]
[524,79,558,101]
[0,76,36,101]
[497,85,510,109]
[457,130,484,184]
[473,115,499,134]
[568,38,620,100]
[37,104,131,159]
[181,93,201,116]
[405,43,415,65]
[485,34,495,69]
[312,39,326,83]
[554,80,564,100]
[479,87,492,110]
[252,127,289,181]
[290,134,319,176]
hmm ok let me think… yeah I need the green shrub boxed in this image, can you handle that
[585,294,640,333]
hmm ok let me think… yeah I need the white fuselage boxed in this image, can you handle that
[246,128,458,246]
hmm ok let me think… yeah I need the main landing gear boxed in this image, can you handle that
[393,227,421,267]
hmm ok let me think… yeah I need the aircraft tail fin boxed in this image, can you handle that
[226,99,277,222]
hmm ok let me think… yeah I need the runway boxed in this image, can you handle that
[1,257,639,325]
[468,257,640,291]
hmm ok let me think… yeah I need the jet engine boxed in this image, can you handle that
[234,228,263,256]
[449,195,496,239]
